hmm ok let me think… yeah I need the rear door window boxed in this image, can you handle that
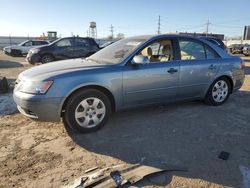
[74,38,91,47]
[179,39,206,60]
[56,39,72,47]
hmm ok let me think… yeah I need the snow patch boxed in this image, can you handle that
[240,165,250,188]
[0,94,17,116]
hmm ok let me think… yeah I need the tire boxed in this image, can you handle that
[204,77,231,106]
[63,89,111,133]
[41,54,54,63]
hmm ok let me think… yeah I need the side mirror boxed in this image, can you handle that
[132,55,150,65]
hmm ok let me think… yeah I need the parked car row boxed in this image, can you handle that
[228,43,250,55]
[3,37,102,64]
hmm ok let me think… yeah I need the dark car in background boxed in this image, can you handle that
[26,37,100,64]
[3,40,49,57]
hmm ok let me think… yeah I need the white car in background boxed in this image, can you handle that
[3,40,49,57]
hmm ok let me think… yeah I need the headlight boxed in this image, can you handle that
[17,80,53,94]
[4,48,11,53]
[30,48,40,54]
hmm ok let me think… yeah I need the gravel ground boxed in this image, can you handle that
[0,51,250,188]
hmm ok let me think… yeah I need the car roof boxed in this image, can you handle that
[125,34,229,59]
[31,40,49,42]
[58,37,93,40]
[127,34,211,41]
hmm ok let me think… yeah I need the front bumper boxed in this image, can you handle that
[3,49,11,55]
[26,52,41,64]
[233,73,245,91]
[13,90,64,122]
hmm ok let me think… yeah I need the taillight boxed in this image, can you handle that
[240,60,245,69]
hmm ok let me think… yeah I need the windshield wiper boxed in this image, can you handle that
[85,58,99,63]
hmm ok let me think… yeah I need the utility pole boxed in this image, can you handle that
[157,15,161,34]
[110,24,114,40]
[205,19,211,36]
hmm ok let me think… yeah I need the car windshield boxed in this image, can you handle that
[50,38,63,45]
[87,37,147,64]
[18,40,29,46]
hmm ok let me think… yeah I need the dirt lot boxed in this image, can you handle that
[0,51,250,188]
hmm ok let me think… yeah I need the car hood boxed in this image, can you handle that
[19,58,108,81]
[4,45,17,49]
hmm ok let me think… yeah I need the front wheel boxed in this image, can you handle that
[204,78,231,106]
[41,54,54,63]
[63,89,111,133]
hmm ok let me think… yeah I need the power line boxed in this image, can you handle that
[109,24,114,39]
[157,15,161,34]
[205,19,212,36]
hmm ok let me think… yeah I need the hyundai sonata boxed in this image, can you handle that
[13,35,245,133]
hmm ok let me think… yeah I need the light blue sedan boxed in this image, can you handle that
[13,35,245,133]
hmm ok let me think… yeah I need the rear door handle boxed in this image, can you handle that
[209,65,216,70]
[167,68,178,74]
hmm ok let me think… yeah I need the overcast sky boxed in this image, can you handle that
[0,0,249,38]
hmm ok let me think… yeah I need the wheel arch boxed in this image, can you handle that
[40,53,55,62]
[216,75,234,93]
[60,85,116,117]
[205,75,234,97]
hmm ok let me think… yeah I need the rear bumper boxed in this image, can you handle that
[233,74,245,91]
[13,91,63,122]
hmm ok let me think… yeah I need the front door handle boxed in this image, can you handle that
[167,68,178,74]
[209,64,216,70]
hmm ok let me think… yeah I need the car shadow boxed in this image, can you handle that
[67,91,250,187]
[0,60,24,68]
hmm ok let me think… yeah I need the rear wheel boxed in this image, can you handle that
[63,89,111,133]
[41,54,54,63]
[205,78,231,106]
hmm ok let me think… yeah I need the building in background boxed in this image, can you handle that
[47,31,57,40]
[243,26,250,40]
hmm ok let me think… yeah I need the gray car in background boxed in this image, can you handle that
[3,40,49,56]
[13,35,245,133]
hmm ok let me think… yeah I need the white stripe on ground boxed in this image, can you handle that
[240,165,250,188]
